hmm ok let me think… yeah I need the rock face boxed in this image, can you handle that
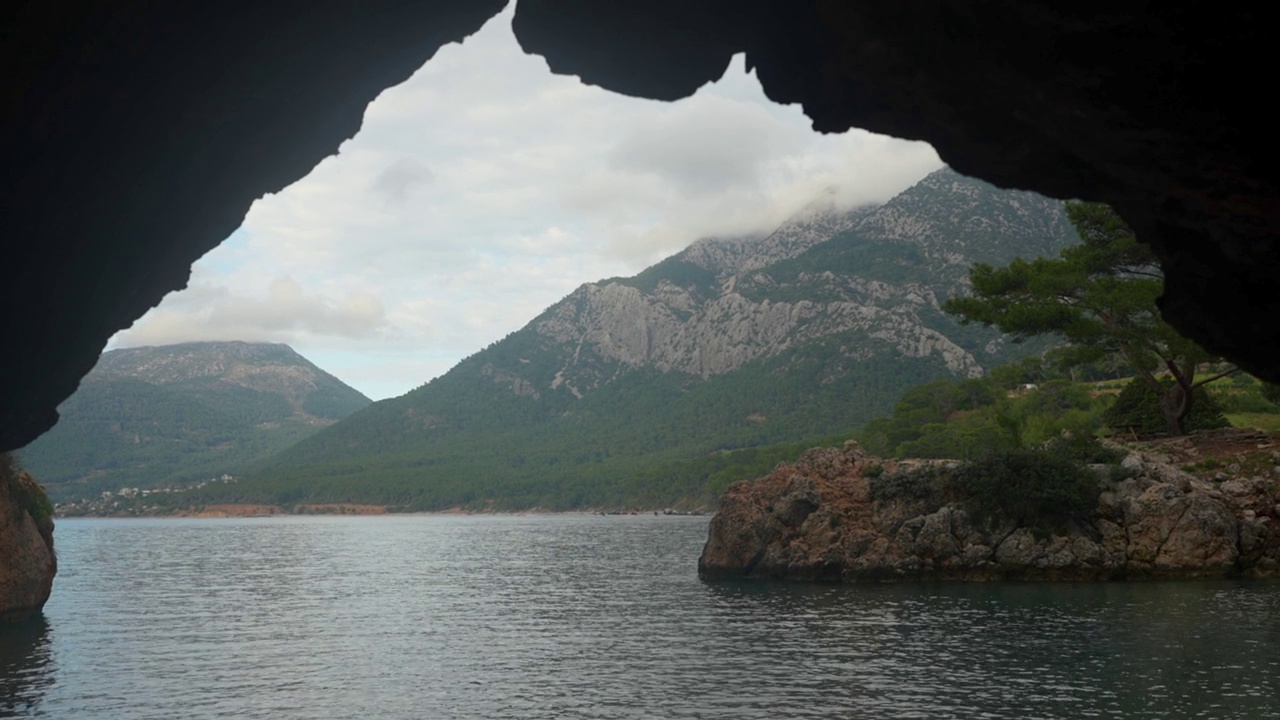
[0,470,56,622]
[699,441,1280,582]
[531,167,1073,394]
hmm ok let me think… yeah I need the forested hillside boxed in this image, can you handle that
[20,341,370,502]
[181,168,1081,511]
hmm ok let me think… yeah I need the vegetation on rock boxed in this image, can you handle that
[944,201,1236,435]
[1,453,53,544]
[870,435,1121,533]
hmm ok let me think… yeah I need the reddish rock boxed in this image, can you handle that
[699,438,1280,582]
[1,470,57,622]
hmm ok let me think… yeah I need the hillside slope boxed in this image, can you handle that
[19,341,370,502]
[200,168,1079,511]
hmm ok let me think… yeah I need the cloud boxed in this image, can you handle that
[608,97,797,195]
[109,5,943,399]
[114,276,386,347]
[371,158,435,203]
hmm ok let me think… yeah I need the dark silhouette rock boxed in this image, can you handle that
[5,2,1277,451]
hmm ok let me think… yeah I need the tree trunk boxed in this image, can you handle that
[1133,365,1185,436]
[1168,359,1200,436]
[1159,380,1191,436]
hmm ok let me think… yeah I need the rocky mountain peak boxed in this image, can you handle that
[524,166,1075,393]
[682,199,875,281]
[91,341,363,413]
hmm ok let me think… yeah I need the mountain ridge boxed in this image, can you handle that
[20,341,370,502]
[187,167,1080,511]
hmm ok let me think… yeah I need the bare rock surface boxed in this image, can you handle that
[699,430,1280,582]
[1,470,57,622]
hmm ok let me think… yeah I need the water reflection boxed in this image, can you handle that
[0,616,53,717]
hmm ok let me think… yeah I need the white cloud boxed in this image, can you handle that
[371,158,435,203]
[110,5,943,400]
[116,277,386,347]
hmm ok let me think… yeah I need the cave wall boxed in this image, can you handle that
[513,1,1277,382]
[4,1,1276,452]
[3,1,507,451]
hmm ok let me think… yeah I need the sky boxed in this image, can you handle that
[109,5,943,401]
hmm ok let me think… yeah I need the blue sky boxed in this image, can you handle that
[109,5,942,401]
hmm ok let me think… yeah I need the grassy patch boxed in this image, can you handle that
[1227,413,1280,431]
[1182,458,1222,473]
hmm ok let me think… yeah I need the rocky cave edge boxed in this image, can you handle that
[4,2,1277,453]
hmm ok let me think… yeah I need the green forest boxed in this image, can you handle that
[178,343,951,512]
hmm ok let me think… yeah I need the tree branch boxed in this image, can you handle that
[1191,365,1241,389]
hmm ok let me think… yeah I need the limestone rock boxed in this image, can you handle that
[530,168,1070,393]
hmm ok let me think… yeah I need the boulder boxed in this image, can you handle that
[1,470,57,622]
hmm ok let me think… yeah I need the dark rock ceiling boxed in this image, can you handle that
[3,1,1275,452]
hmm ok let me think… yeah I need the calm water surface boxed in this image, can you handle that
[3,515,1279,719]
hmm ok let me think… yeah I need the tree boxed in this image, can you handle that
[943,201,1235,436]
[1103,377,1227,437]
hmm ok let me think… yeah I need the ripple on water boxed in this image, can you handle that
[3,515,1278,719]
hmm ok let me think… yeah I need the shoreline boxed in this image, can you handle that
[55,504,712,520]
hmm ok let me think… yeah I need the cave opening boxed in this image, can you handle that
[102,6,945,405]
[5,1,1277,454]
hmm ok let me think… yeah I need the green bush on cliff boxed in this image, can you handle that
[1,452,54,536]
[869,464,948,502]
[1040,432,1124,465]
[857,368,1113,460]
[951,447,1101,531]
[870,440,1106,532]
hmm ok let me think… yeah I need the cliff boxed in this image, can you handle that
[699,431,1280,582]
[0,458,56,622]
[532,168,1075,391]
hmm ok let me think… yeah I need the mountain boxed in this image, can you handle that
[192,168,1080,511]
[18,341,370,502]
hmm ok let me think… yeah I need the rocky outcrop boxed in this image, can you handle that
[536,281,983,381]
[1,468,56,622]
[699,441,1280,582]
[531,168,1065,392]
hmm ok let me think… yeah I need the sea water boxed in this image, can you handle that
[3,515,1278,719]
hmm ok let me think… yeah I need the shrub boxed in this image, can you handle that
[951,447,1101,531]
[870,463,947,502]
[1042,432,1124,465]
[1262,382,1280,407]
[1103,377,1228,437]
